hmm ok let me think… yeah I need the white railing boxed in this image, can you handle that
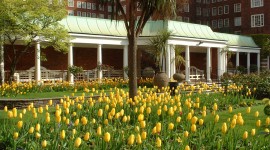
[189,66,205,80]
[14,67,123,82]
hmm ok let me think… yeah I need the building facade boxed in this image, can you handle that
[66,0,270,35]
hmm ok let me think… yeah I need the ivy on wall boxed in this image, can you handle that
[251,34,270,58]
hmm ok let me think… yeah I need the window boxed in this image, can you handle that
[137,2,141,11]
[218,19,223,28]
[77,11,81,16]
[184,3,189,12]
[212,20,217,28]
[251,0,264,8]
[87,2,91,9]
[87,12,91,17]
[82,2,86,9]
[224,5,229,14]
[218,6,223,15]
[234,17,241,26]
[234,3,241,12]
[92,13,96,18]
[251,14,264,27]
[68,0,74,7]
[217,0,222,2]
[234,31,241,35]
[99,5,104,11]
[68,10,74,16]
[224,18,229,27]
[212,7,217,16]
[99,14,104,18]
[92,3,96,10]
[203,8,209,17]
[176,16,182,21]
[108,6,112,12]
[196,7,201,16]
[196,20,202,24]
[212,0,216,3]
[77,1,81,8]
[196,0,201,3]
[82,12,86,17]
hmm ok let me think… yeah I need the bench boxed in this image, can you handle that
[189,66,205,81]
[14,66,64,83]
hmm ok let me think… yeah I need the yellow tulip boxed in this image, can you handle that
[185,145,190,150]
[41,140,47,148]
[29,127,34,134]
[168,123,174,130]
[266,117,270,126]
[156,137,162,148]
[13,132,19,140]
[152,127,157,134]
[4,106,8,112]
[265,128,269,133]
[191,116,198,124]
[97,126,102,136]
[203,106,207,111]
[84,132,90,141]
[228,106,233,113]
[35,123,40,132]
[146,107,151,114]
[254,111,259,117]
[243,131,248,140]
[199,119,204,126]
[17,121,23,129]
[202,111,206,117]
[74,137,82,148]
[184,131,189,137]
[191,124,196,132]
[187,112,192,120]
[176,117,181,123]
[104,119,109,125]
[55,116,61,123]
[72,129,76,135]
[60,130,65,140]
[215,114,219,123]
[156,122,162,133]
[136,134,142,144]
[256,120,261,127]
[81,116,88,125]
[46,116,50,123]
[213,103,218,111]
[138,114,144,122]
[128,134,135,145]
[246,107,251,113]
[157,109,162,116]
[98,109,103,117]
[222,123,227,134]
[35,132,41,139]
[104,132,110,142]
[168,107,174,116]
[251,129,256,136]
[74,119,79,126]
[140,121,146,128]
[231,119,236,128]
[48,100,53,106]
[19,113,23,119]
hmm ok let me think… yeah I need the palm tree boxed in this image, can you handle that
[99,0,186,99]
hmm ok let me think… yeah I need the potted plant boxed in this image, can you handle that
[172,46,186,82]
[148,30,171,90]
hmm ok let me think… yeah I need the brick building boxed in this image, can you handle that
[66,0,269,35]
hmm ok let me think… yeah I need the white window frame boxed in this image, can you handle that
[92,13,96,18]
[184,3,189,12]
[218,6,223,15]
[218,19,223,28]
[82,12,86,17]
[224,5,229,14]
[99,14,104,18]
[108,6,112,12]
[87,12,91,17]
[77,11,81,16]
[183,17,189,22]
[234,3,241,12]
[68,10,74,16]
[234,17,241,26]
[212,0,216,3]
[82,2,86,9]
[87,2,91,9]
[251,0,264,8]
[212,7,217,16]
[196,7,202,16]
[77,1,81,8]
[68,0,74,7]
[224,18,229,27]
[99,5,104,11]
[92,3,96,10]
[251,14,264,27]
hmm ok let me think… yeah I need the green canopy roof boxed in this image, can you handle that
[60,16,258,48]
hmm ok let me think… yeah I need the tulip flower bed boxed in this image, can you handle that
[0,84,269,149]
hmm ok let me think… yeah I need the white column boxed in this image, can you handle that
[170,45,176,78]
[267,56,269,69]
[185,45,190,82]
[206,47,211,82]
[247,52,250,74]
[97,44,102,80]
[68,44,74,84]
[35,42,41,84]
[257,53,260,74]
[123,45,128,79]
[217,48,221,80]
[166,44,171,78]
[236,52,239,67]
[0,40,4,84]
[225,51,228,73]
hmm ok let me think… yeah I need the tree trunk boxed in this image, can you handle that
[8,59,17,84]
[128,35,138,99]
[0,39,4,84]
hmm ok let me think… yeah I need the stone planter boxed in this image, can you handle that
[173,73,185,82]
[153,72,169,91]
